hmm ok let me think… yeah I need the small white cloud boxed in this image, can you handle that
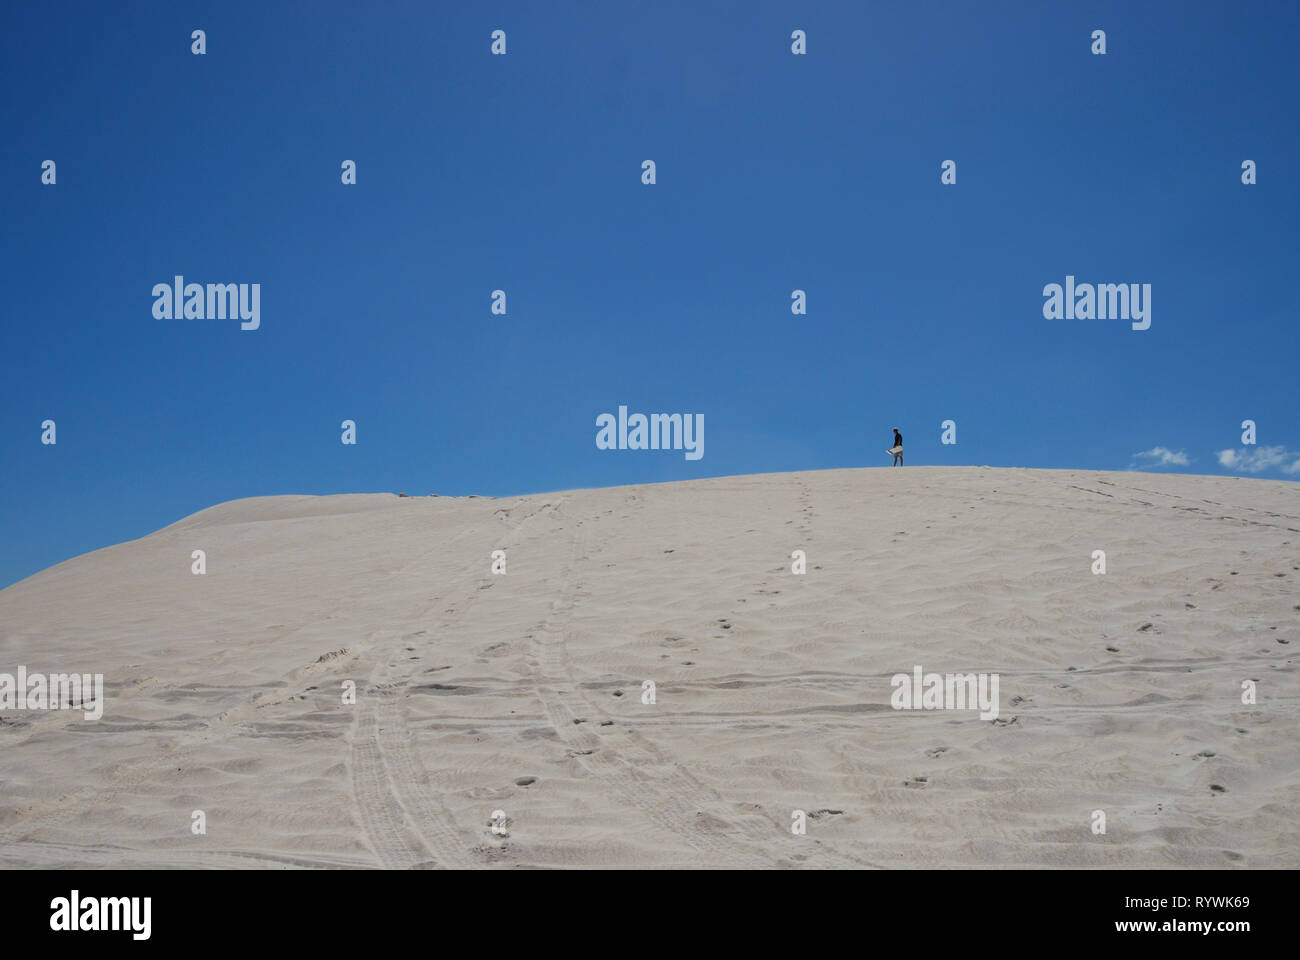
[1131,446,1190,468]
[1218,445,1297,474]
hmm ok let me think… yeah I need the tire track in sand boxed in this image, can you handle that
[525,506,799,868]
[349,498,567,868]
[531,494,882,868]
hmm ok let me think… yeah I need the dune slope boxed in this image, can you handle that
[1,467,1297,868]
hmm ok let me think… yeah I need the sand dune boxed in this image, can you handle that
[1,467,1296,869]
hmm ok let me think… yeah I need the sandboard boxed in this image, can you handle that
[886,445,903,455]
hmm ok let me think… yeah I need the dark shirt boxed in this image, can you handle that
[894,432,903,446]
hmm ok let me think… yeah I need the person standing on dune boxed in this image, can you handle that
[889,427,903,466]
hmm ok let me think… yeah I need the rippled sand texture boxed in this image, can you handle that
[1,467,1296,868]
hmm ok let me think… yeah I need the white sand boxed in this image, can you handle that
[1,467,1296,869]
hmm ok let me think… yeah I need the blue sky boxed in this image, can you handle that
[3,0,1297,588]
